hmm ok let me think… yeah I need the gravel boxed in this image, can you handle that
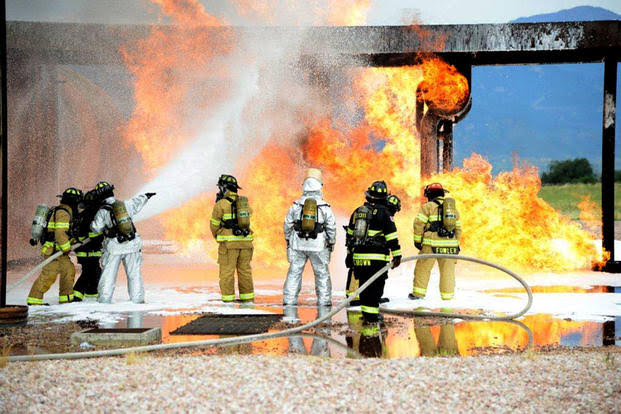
[1,348,620,412]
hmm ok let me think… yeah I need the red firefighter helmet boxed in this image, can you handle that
[423,182,448,199]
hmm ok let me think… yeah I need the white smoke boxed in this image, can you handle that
[132,4,346,222]
[134,67,260,221]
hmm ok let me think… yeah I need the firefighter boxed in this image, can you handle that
[209,174,254,302]
[346,193,401,306]
[27,187,83,305]
[91,181,155,303]
[283,168,336,306]
[346,181,401,323]
[72,189,104,301]
[386,194,401,216]
[410,182,462,300]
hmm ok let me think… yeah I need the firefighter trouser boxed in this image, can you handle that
[415,323,459,356]
[218,245,254,302]
[73,256,102,299]
[283,249,332,306]
[354,261,388,322]
[27,255,75,304]
[345,268,359,300]
[98,251,144,304]
[413,245,456,300]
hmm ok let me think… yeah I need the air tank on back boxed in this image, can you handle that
[30,204,50,246]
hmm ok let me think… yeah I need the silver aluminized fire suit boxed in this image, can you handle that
[283,178,336,306]
[91,195,149,303]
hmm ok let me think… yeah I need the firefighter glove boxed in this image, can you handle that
[345,253,353,269]
[392,256,401,269]
[414,242,422,250]
[145,192,157,199]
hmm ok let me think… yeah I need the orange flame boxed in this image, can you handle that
[123,1,604,275]
[418,57,470,115]
[121,0,234,173]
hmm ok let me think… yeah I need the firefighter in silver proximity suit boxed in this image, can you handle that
[283,168,336,306]
[90,181,155,303]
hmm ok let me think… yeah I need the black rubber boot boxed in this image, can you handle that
[408,293,423,300]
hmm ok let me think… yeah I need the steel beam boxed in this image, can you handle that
[439,120,453,172]
[1,1,6,307]
[6,21,621,66]
[602,57,620,273]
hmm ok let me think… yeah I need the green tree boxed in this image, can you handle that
[615,170,621,182]
[541,158,597,184]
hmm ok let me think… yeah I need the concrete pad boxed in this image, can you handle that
[71,327,161,347]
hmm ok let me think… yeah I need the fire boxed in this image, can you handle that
[229,0,371,26]
[418,57,470,115]
[122,1,604,277]
[578,195,601,234]
[323,0,372,26]
[428,155,599,271]
[120,0,234,173]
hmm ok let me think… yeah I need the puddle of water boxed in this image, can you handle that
[10,284,618,358]
[485,285,618,294]
[112,299,620,358]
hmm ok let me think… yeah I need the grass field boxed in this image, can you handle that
[538,182,621,220]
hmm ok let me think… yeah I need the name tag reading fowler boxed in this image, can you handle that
[432,247,459,255]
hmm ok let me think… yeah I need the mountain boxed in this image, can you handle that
[512,6,621,23]
[454,6,621,175]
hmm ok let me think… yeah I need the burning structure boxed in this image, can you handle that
[3,3,620,275]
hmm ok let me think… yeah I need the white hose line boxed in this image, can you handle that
[505,319,534,351]
[7,254,531,362]
[384,254,533,321]
[7,239,91,292]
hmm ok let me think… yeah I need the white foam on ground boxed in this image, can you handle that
[11,286,276,325]
[382,262,621,322]
[8,244,621,324]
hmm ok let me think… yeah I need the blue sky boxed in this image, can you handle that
[8,0,621,25]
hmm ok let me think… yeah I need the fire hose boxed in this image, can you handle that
[7,238,91,292]
[6,254,532,362]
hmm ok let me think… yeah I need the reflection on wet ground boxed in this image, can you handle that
[108,286,620,358]
[485,285,620,294]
